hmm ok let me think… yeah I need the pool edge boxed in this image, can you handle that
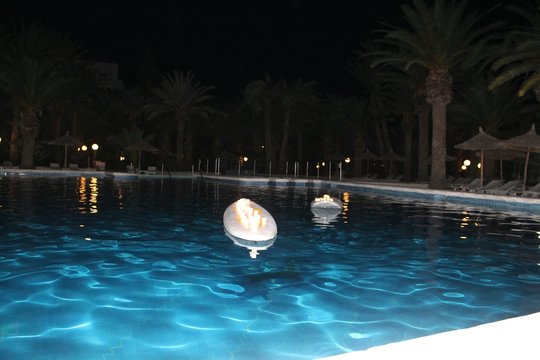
[317,311,540,359]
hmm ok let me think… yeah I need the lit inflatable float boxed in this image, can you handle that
[310,194,342,225]
[310,194,343,210]
[223,198,277,258]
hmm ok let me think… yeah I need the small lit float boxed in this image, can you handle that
[310,194,342,226]
[223,198,277,258]
[310,194,343,210]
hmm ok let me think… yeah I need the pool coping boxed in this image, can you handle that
[317,311,540,360]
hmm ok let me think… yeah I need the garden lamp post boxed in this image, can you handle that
[92,143,99,168]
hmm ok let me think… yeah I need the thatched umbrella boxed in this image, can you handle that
[47,131,83,168]
[498,124,540,191]
[357,148,381,176]
[475,149,525,180]
[357,148,381,161]
[125,138,158,172]
[455,127,502,187]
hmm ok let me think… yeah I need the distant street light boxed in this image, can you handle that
[92,143,99,168]
[79,145,89,168]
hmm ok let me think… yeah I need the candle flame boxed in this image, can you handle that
[235,199,267,232]
[315,194,333,202]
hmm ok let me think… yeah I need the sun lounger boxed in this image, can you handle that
[2,161,14,168]
[513,182,540,198]
[386,174,403,182]
[471,179,505,193]
[449,177,471,187]
[482,180,523,195]
[359,174,379,181]
[452,178,480,191]
[139,166,157,175]
[95,161,106,171]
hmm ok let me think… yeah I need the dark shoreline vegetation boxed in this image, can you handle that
[0,0,539,191]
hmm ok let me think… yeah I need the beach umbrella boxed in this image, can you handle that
[357,148,381,161]
[125,138,158,172]
[47,131,83,168]
[498,124,540,191]
[356,148,381,175]
[455,127,502,187]
[475,149,525,180]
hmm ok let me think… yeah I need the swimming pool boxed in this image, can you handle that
[0,176,539,359]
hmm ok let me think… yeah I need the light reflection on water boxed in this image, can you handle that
[0,176,538,360]
[78,177,99,214]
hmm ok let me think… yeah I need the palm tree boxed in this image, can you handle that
[337,96,371,177]
[115,87,149,125]
[0,22,88,168]
[146,70,216,163]
[453,74,537,133]
[451,73,538,179]
[109,124,155,169]
[490,2,540,99]
[275,79,317,169]
[242,74,276,161]
[371,0,501,189]
[349,42,398,163]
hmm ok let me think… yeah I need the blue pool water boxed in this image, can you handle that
[0,176,539,359]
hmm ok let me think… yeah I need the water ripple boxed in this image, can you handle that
[0,177,538,360]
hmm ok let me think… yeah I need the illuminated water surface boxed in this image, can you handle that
[0,176,539,359]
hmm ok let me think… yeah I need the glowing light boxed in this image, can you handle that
[321,162,326,166]
[315,194,334,202]
[463,159,471,167]
[342,191,350,224]
[91,143,99,151]
[477,162,481,169]
[235,199,267,232]
[316,164,320,169]
[461,165,467,170]
[120,156,125,161]
[81,145,88,151]
[243,156,248,162]
[344,157,351,163]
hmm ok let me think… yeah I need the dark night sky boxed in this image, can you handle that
[1,0,520,98]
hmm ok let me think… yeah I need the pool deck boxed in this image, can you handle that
[2,168,539,358]
[318,312,540,360]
